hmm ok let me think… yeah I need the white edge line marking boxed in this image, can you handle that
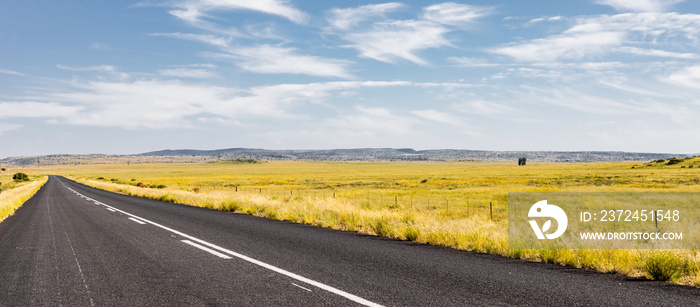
[181,240,232,259]
[128,217,147,225]
[105,208,116,212]
[291,283,313,292]
[58,178,383,307]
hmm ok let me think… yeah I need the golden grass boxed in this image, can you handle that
[17,158,699,287]
[0,176,48,222]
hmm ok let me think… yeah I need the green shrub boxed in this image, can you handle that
[12,173,29,182]
[404,226,420,241]
[221,201,241,212]
[372,219,391,237]
[644,252,684,282]
[154,194,176,203]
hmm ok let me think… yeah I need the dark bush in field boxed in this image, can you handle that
[12,172,29,182]
[666,158,682,165]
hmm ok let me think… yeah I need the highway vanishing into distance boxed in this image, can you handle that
[0,176,698,306]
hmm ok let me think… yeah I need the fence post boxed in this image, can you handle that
[490,202,493,220]
[395,195,398,207]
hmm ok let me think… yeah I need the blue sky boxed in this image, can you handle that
[2,0,700,157]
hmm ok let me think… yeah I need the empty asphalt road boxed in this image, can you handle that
[0,176,698,306]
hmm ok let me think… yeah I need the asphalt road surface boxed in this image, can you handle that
[0,176,698,306]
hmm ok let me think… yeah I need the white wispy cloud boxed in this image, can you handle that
[0,101,83,119]
[6,79,462,130]
[56,64,118,72]
[454,100,517,117]
[410,109,464,126]
[327,2,403,30]
[332,2,491,65]
[327,106,420,135]
[567,12,700,38]
[258,106,431,148]
[56,64,132,80]
[343,20,451,65]
[151,32,232,48]
[0,123,21,135]
[491,31,625,62]
[595,0,685,12]
[448,57,503,67]
[90,43,112,50]
[205,45,355,78]
[168,0,308,25]
[492,12,700,62]
[0,69,24,76]
[47,80,245,129]
[421,2,493,28]
[526,16,564,25]
[517,84,689,122]
[155,33,354,78]
[666,65,700,89]
[159,68,219,78]
[531,61,627,71]
[616,46,699,59]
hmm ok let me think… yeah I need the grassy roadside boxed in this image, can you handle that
[0,176,48,222]
[71,176,700,287]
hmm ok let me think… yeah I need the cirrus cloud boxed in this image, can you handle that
[332,2,492,65]
[595,0,685,12]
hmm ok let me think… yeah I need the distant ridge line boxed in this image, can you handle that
[1,148,689,167]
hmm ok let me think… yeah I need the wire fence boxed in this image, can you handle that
[208,186,506,220]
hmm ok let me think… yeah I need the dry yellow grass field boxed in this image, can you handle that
[13,158,700,286]
[0,174,47,222]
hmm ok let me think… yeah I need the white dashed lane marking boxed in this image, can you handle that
[128,217,147,225]
[181,240,233,259]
